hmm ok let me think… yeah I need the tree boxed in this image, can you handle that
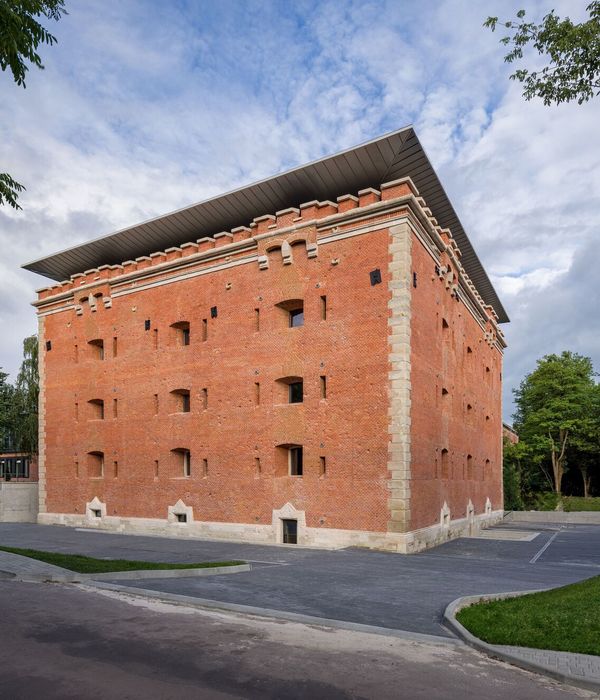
[13,335,39,453]
[0,367,16,450]
[513,352,597,495]
[0,0,67,209]
[485,3,600,105]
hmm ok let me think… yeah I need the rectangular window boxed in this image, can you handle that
[154,460,159,477]
[320,375,327,399]
[255,382,260,405]
[289,381,303,404]
[202,319,208,341]
[289,446,303,476]
[289,308,304,327]
[176,513,187,523]
[202,388,208,409]
[183,450,191,477]
[320,295,327,320]
[182,327,190,346]
[113,336,118,357]
[154,394,159,415]
[202,458,208,478]
[113,398,118,418]
[75,460,79,478]
[320,456,326,476]
[182,392,190,413]
[114,461,118,478]
[254,308,260,331]
[255,457,261,476]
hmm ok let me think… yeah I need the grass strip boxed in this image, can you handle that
[457,575,600,656]
[0,545,244,574]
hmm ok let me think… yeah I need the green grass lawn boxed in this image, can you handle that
[0,545,244,574]
[457,575,600,656]
[563,496,600,512]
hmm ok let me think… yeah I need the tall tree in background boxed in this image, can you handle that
[0,0,67,209]
[485,3,600,105]
[0,368,15,450]
[13,335,39,453]
[514,352,597,495]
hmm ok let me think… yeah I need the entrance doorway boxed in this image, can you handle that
[282,518,298,544]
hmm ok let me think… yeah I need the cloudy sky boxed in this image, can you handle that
[1,0,598,420]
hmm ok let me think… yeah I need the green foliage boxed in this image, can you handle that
[0,172,25,210]
[0,546,244,573]
[457,575,600,656]
[0,336,39,454]
[563,496,600,512]
[0,0,66,87]
[0,0,67,209]
[530,491,561,511]
[485,3,600,105]
[502,438,524,510]
[513,351,598,495]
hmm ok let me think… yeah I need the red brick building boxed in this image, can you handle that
[25,127,508,552]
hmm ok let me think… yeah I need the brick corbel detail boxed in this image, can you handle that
[387,222,412,534]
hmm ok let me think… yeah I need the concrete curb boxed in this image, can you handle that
[85,579,462,647]
[9,563,251,583]
[443,591,600,693]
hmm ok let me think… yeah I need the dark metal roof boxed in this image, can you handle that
[22,126,508,322]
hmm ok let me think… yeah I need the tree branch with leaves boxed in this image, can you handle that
[485,2,600,105]
[0,0,67,209]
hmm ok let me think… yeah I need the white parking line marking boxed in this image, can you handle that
[530,530,560,564]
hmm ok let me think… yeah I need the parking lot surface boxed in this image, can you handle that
[1,521,598,637]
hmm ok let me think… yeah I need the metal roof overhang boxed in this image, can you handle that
[22,126,508,322]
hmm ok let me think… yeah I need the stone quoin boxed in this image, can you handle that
[24,127,508,552]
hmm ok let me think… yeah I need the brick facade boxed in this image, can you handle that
[32,150,506,552]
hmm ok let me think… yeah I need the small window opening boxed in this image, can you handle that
[442,318,449,330]
[441,387,449,396]
[467,346,473,354]
[467,454,473,480]
[202,388,208,409]
[276,300,304,327]
[255,457,261,476]
[289,381,303,404]
[145,319,151,331]
[91,509,102,518]
[320,295,327,320]
[113,460,118,478]
[202,458,208,478]
[210,306,218,319]
[254,308,260,331]
[75,402,79,422]
[282,518,298,544]
[255,382,261,405]
[171,321,190,346]
[369,269,381,286]
[176,513,187,523]
[153,328,159,349]
[88,338,104,360]
[75,460,79,478]
[202,318,208,341]
[486,366,491,373]
[441,449,449,479]
[112,336,118,357]
[154,393,159,415]
[154,459,159,477]
[289,446,303,476]
[45,340,52,351]
[466,403,473,413]
[319,456,326,477]
[320,375,327,399]
[113,398,118,418]
[88,399,104,420]
[171,389,190,413]
[485,459,491,478]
